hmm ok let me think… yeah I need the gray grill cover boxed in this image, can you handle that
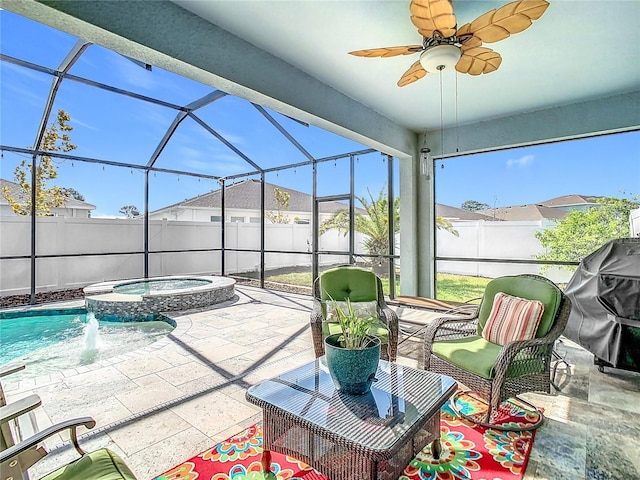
[563,238,640,369]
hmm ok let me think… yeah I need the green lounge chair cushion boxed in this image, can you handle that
[477,276,562,338]
[433,335,546,379]
[319,267,378,303]
[433,336,502,379]
[42,448,137,480]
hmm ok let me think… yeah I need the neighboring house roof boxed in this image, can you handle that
[0,178,95,211]
[538,194,599,208]
[151,179,362,215]
[435,204,495,221]
[481,204,568,221]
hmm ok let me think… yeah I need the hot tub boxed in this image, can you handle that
[84,275,235,319]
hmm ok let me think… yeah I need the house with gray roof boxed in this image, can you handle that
[435,204,494,221]
[0,178,95,218]
[148,179,362,224]
[538,194,600,211]
[480,195,601,221]
[480,204,567,222]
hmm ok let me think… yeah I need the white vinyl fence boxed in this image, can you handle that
[0,217,364,295]
[436,219,574,285]
[1,216,581,296]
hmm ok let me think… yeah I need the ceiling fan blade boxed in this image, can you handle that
[349,45,424,58]
[456,47,502,75]
[410,0,457,38]
[456,0,549,44]
[397,60,427,87]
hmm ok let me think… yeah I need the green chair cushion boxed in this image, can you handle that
[432,336,547,379]
[319,267,378,303]
[42,448,137,480]
[322,320,389,345]
[432,336,502,379]
[477,276,562,338]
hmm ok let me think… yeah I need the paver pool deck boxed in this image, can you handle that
[2,285,639,479]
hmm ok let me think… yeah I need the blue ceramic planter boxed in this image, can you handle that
[324,333,381,395]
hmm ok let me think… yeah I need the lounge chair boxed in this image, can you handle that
[423,274,571,430]
[311,265,399,361]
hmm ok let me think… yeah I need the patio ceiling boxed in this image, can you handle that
[173,0,640,133]
[6,0,640,159]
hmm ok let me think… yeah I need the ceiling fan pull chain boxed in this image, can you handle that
[439,67,444,156]
[455,72,459,153]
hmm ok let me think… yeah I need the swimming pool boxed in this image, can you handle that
[0,308,175,380]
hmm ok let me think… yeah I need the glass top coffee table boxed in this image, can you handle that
[246,358,457,480]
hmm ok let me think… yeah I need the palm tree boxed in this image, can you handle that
[319,187,458,272]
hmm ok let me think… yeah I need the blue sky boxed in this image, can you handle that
[435,133,640,208]
[1,9,638,217]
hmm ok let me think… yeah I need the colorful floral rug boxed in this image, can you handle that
[153,394,539,480]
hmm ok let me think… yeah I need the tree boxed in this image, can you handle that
[2,109,77,216]
[265,187,291,224]
[535,195,639,267]
[461,200,489,211]
[319,188,396,257]
[436,216,459,237]
[319,187,458,259]
[119,205,140,218]
[61,187,85,201]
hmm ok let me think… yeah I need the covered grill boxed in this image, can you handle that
[563,238,640,372]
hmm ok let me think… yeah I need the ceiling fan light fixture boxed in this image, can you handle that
[419,44,461,72]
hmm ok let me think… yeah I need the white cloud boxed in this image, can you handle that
[72,117,98,131]
[215,129,246,145]
[506,154,534,168]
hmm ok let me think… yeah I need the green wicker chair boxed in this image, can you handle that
[424,274,571,431]
[311,266,399,361]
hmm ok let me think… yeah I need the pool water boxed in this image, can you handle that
[113,278,211,295]
[0,308,175,380]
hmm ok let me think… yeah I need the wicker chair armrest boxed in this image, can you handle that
[310,297,326,357]
[311,297,324,325]
[495,335,551,360]
[491,335,556,386]
[379,305,399,361]
[424,314,479,346]
[379,305,399,329]
[375,276,399,361]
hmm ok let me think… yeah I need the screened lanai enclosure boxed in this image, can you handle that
[0,10,401,303]
[1,2,639,306]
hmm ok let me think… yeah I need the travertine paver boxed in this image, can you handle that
[115,374,184,414]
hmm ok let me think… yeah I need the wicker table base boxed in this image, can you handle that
[246,359,456,480]
[261,408,440,480]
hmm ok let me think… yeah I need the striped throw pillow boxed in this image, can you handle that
[482,292,545,345]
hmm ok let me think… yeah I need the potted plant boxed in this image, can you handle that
[324,297,381,395]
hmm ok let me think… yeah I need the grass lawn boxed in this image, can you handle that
[435,273,490,304]
[263,270,490,303]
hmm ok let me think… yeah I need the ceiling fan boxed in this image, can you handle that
[349,0,550,87]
